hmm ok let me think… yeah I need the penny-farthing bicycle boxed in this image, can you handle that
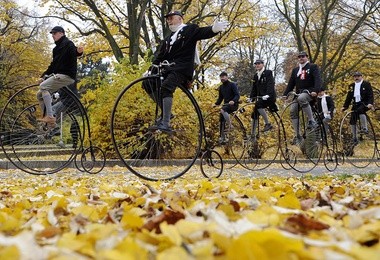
[0,83,105,174]
[228,98,282,171]
[203,106,243,169]
[280,91,326,172]
[339,108,377,168]
[110,61,223,181]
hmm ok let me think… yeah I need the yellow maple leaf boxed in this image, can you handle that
[227,229,308,259]
[277,193,301,209]
[120,211,144,229]
[0,245,20,260]
[157,246,189,260]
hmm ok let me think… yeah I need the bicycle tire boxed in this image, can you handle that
[279,101,323,173]
[323,148,338,172]
[0,85,85,174]
[110,76,202,181]
[230,103,280,171]
[321,123,340,171]
[203,109,241,169]
[339,111,376,168]
[200,149,223,178]
[80,146,106,174]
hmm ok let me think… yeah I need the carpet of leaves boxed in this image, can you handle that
[0,166,379,259]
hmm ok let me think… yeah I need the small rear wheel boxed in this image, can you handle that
[81,146,106,174]
[200,149,223,178]
[323,148,338,171]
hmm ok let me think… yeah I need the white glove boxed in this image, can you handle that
[143,70,150,77]
[53,92,60,99]
[246,97,252,103]
[212,20,228,33]
[262,95,270,100]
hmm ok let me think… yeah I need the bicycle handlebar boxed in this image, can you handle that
[151,60,176,69]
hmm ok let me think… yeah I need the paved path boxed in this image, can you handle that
[1,158,379,178]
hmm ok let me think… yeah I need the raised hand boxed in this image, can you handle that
[212,20,229,33]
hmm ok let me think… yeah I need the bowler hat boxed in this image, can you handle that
[298,51,308,57]
[50,26,65,34]
[164,10,183,18]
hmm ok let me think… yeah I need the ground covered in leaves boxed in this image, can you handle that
[0,167,379,259]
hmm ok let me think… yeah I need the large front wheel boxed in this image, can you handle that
[279,101,323,172]
[339,111,376,168]
[111,76,202,181]
[230,103,280,171]
[0,85,85,174]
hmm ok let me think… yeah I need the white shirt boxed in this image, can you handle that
[297,61,309,77]
[319,94,330,119]
[257,68,265,79]
[169,23,187,51]
[354,80,363,102]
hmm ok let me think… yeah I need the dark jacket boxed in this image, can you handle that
[250,70,276,101]
[316,95,335,119]
[42,36,78,80]
[215,80,240,106]
[284,62,321,96]
[343,80,374,109]
[153,24,217,79]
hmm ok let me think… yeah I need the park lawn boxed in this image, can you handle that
[0,167,379,259]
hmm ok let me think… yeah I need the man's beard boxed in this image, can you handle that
[169,23,182,32]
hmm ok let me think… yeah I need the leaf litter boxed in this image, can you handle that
[0,167,379,259]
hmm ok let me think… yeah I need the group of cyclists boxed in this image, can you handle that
[26,10,374,176]
[214,51,374,152]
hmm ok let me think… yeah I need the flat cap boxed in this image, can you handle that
[219,71,228,77]
[353,71,362,76]
[164,10,183,18]
[298,51,308,57]
[254,59,264,64]
[50,26,65,34]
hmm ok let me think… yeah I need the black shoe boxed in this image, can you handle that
[262,123,273,132]
[359,128,369,134]
[155,114,175,124]
[352,138,359,146]
[155,123,173,133]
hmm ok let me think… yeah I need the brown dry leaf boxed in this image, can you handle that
[143,209,185,233]
[36,226,61,239]
[0,170,379,259]
[284,214,330,234]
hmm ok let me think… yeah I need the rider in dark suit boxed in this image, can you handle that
[341,71,374,143]
[249,59,277,134]
[150,10,228,132]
